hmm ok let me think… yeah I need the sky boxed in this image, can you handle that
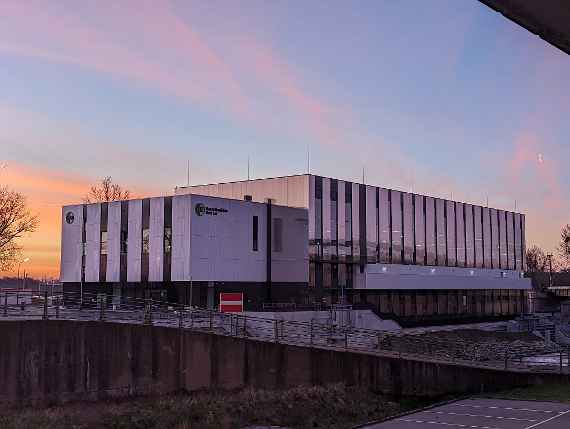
[0,0,568,278]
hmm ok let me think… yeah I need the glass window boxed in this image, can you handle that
[164,227,172,254]
[490,208,499,269]
[391,190,402,264]
[100,231,108,255]
[142,228,150,254]
[456,202,465,267]
[514,213,522,270]
[379,188,390,263]
[482,207,492,268]
[273,218,283,252]
[425,197,436,265]
[352,183,360,259]
[403,193,414,264]
[474,206,483,268]
[435,199,446,266]
[465,204,474,267]
[120,230,128,255]
[498,210,507,269]
[366,186,378,263]
[330,180,338,259]
[414,195,425,265]
[446,201,456,267]
[252,216,258,252]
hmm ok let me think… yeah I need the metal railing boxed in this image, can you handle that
[2,290,569,374]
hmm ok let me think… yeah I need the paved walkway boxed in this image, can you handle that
[363,398,570,429]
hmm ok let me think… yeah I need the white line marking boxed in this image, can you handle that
[455,404,555,413]
[397,419,502,429]
[523,409,570,429]
[425,410,536,422]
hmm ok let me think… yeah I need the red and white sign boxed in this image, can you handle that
[219,292,244,313]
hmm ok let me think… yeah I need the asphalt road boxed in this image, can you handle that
[364,398,570,429]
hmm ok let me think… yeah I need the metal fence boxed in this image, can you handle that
[2,289,570,374]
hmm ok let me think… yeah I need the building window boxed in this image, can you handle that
[100,231,108,255]
[164,227,172,254]
[120,230,128,254]
[273,218,283,252]
[253,215,259,251]
[142,228,150,254]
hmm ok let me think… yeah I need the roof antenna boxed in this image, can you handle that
[362,166,365,184]
[514,200,517,212]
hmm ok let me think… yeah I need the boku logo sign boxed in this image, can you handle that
[195,203,228,216]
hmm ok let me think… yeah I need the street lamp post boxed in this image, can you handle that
[547,254,553,290]
[17,258,30,290]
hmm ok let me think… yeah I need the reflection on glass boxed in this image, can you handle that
[142,228,150,254]
[391,190,402,264]
[366,186,378,263]
[414,195,425,265]
[345,182,352,262]
[379,188,390,263]
[482,207,491,268]
[435,199,446,265]
[456,203,465,267]
[474,206,483,268]
[465,204,474,267]
[403,193,414,264]
[446,200,456,266]
[425,197,436,265]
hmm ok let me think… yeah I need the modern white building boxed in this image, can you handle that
[60,173,531,323]
[60,194,308,307]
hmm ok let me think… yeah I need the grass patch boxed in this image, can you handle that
[0,384,433,429]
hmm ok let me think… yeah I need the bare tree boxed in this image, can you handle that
[558,224,570,269]
[525,245,549,273]
[84,176,131,203]
[0,186,39,271]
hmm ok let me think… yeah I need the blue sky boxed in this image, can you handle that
[0,0,568,276]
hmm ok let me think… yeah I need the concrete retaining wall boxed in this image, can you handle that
[0,320,565,404]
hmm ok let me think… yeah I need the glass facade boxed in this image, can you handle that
[446,200,456,266]
[425,197,436,265]
[379,188,390,263]
[391,190,403,264]
[414,195,425,265]
[403,193,414,264]
[435,199,446,266]
[307,176,525,274]
[456,202,465,267]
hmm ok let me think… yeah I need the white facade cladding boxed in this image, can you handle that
[60,194,308,285]
[176,174,529,291]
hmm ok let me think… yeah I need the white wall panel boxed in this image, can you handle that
[465,204,474,267]
[272,205,309,283]
[435,199,446,265]
[482,207,492,268]
[366,186,378,263]
[149,197,165,282]
[514,213,522,270]
[127,199,142,282]
[498,210,508,269]
[455,202,465,267]
[403,193,414,264]
[322,178,331,260]
[414,195,425,265]
[171,195,191,281]
[379,189,390,263]
[60,205,83,282]
[425,197,436,265]
[445,201,456,266]
[106,201,121,282]
[352,183,360,258]
[506,212,515,270]
[84,204,101,282]
[474,206,483,268]
[490,208,500,269]
[391,190,403,264]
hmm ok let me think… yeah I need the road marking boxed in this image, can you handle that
[425,410,536,422]
[396,419,502,429]
[523,410,570,429]
[455,404,555,413]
